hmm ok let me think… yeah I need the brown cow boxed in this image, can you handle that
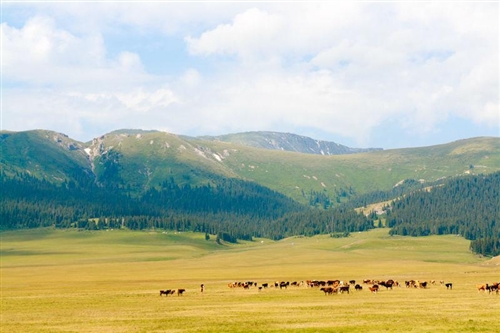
[320,287,334,295]
[379,281,393,290]
[369,285,378,293]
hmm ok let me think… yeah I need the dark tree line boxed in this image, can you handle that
[0,171,374,241]
[4,168,496,254]
[386,172,500,256]
[269,207,373,240]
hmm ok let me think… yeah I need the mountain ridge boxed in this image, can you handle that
[196,131,383,155]
[1,129,499,205]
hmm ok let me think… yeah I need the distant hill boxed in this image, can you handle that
[1,129,499,204]
[197,131,382,155]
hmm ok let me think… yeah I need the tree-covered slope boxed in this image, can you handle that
[386,172,500,256]
[0,171,373,240]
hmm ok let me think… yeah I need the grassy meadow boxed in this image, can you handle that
[1,228,499,333]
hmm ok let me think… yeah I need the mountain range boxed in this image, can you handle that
[1,129,499,204]
[2,128,499,255]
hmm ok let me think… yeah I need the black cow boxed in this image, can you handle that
[159,289,171,296]
[339,285,350,294]
[280,281,289,289]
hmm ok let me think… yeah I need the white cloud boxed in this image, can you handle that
[1,16,158,88]
[2,2,498,147]
[180,69,202,87]
[181,3,498,143]
[186,8,284,60]
[2,16,105,84]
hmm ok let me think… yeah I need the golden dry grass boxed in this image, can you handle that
[1,228,499,332]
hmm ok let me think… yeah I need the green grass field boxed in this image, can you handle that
[1,228,499,333]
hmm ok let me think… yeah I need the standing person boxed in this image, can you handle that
[200,284,205,293]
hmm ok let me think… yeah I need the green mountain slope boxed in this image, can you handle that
[0,130,92,184]
[2,129,499,205]
[86,130,240,191]
[194,136,500,203]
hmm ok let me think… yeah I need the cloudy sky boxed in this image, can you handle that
[2,1,499,149]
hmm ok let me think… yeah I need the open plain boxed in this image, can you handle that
[1,228,499,333]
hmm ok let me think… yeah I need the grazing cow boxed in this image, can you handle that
[261,283,269,289]
[160,289,171,296]
[280,281,289,289]
[477,284,487,292]
[419,281,428,289]
[379,281,393,290]
[355,284,363,291]
[320,287,334,295]
[363,279,372,284]
[369,286,378,293]
[339,285,350,294]
[445,283,452,290]
[177,289,186,296]
[486,284,498,294]
[406,280,417,288]
[349,280,356,285]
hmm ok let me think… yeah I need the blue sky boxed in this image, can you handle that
[1,1,499,149]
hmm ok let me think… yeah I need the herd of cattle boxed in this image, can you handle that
[226,279,452,294]
[159,280,499,297]
[476,282,500,294]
